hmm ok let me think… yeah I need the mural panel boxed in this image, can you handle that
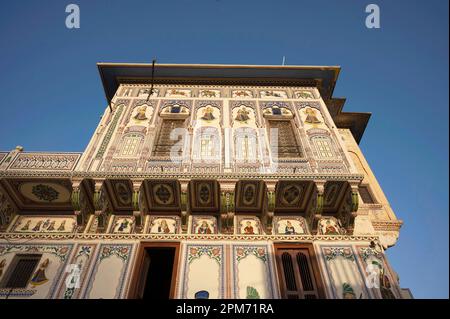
[235,216,262,235]
[109,216,135,234]
[273,216,309,235]
[320,246,369,299]
[190,216,218,234]
[83,244,134,299]
[0,243,73,298]
[148,216,180,234]
[55,243,97,299]
[317,217,346,235]
[10,216,77,233]
[180,244,225,299]
[231,244,277,299]
[356,246,401,299]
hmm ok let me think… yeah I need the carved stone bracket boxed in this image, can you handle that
[311,180,326,232]
[71,182,83,227]
[350,183,359,213]
[133,210,142,232]
[180,191,188,232]
[93,181,111,232]
[264,190,275,233]
[132,183,143,231]
[0,186,18,231]
[220,191,235,233]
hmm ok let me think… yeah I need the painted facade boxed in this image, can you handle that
[0,63,408,299]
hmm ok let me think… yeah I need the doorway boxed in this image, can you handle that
[129,242,180,299]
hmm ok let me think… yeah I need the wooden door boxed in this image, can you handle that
[275,245,324,299]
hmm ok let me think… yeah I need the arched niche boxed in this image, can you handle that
[232,105,257,128]
[193,126,221,161]
[128,103,154,127]
[195,105,221,128]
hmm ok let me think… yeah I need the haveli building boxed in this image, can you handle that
[0,63,411,299]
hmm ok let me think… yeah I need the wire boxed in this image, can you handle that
[146,59,157,102]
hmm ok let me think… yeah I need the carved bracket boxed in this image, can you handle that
[181,191,189,232]
[220,191,235,233]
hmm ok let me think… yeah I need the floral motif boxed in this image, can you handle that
[323,247,355,262]
[360,247,383,262]
[31,184,59,202]
[188,245,222,264]
[0,244,71,261]
[0,288,36,297]
[75,245,92,258]
[236,246,267,263]
[64,245,95,299]
[99,245,130,261]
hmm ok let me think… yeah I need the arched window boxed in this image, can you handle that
[234,128,258,162]
[121,133,143,157]
[200,134,214,158]
[195,127,220,161]
[311,135,334,158]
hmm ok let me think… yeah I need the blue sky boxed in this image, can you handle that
[0,0,448,298]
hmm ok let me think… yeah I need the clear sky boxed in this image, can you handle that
[0,0,448,298]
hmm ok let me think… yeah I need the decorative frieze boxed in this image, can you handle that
[8,153,81,171]
[0,232,379,242]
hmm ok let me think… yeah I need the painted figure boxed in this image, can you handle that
[197,221,212,234]
[234,90,251,97]
[42,219,51,229]
[243,221,255,234]
[123,88,132,97]
[285,221,296,235]
[117,219,130,232]
[246,286,260,299]
[134,105,148,121]
[342,282,357,299]
[201,106,215,121]
[379,268,396,299]
[157,219,170,234]
[321,219,340,235]
[195,290,210,299]
[30,258,50,287]
[168,89,187,96]
[235,107,250,122]
[20,220,31,231]
[271,106,282,115]
[304,108,321,124]
[262,90,282,98]
[296,91,313,99]
[32,220,43,232]
[58,220,66,232]
[201,90,217,98]
[47,221,56,231]
[0,259,6,278]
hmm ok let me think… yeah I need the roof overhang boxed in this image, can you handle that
[97,62,370,143]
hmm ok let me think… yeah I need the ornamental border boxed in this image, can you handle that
[0,170,364,181]
[0,232,379,242]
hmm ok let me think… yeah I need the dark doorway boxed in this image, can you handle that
[129,243,180,299]
[142,247,175,299]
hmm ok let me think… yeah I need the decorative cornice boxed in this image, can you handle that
[372,220,403,232]
[0,232,379,242]
[0,170,364,181]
